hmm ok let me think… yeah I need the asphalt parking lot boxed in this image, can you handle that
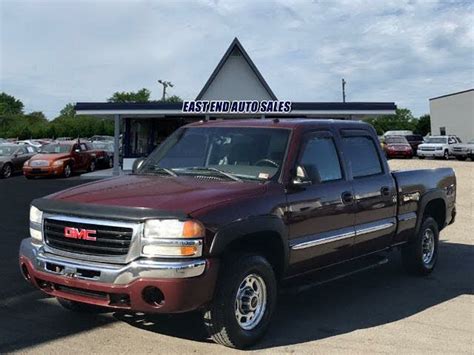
[0,160,472,354]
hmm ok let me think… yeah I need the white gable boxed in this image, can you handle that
[198,44,276,100]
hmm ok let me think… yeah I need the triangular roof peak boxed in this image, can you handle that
[196,37,278,100]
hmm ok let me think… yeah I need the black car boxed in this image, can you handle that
[0,144,38,178]
[405,134,424,155]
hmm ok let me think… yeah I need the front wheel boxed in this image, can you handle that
[402,217,439,275]
[89,160,96,172]
[63,164,72,178]
[203,253,277,349]
[443,150,449,160]
[1,163,13,178]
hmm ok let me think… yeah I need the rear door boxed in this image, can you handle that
[340,129,397,257]
[287,129,355,273]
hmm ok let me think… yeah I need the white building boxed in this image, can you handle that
[429,89,474,142]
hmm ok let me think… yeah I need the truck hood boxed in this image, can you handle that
[418,143,445,148]
[47,174,267,215]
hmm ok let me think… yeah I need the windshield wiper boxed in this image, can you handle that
[179,167,242,182]
[141,165,177,177]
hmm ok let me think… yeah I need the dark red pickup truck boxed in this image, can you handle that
[19,119,456,348]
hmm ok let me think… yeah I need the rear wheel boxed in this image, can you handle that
[89,160,96,172]
[1,163,13,178]
[402,217,439,275]
[203,253,277,349]
[57,298,108,313]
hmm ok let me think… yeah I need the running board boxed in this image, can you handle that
[282,255,389,295]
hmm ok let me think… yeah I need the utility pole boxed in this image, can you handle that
[341,78,346,103]
[158,80,174,101]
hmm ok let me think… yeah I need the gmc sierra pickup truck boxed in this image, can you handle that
[19,119,456,348]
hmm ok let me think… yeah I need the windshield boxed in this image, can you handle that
[40,143,72,154]
[0,145,17,156]
[92,142,114,150]
[385,137,408,144]
[139,127,290,181]
[426,137,447,144]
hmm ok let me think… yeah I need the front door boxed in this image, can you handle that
[286,130,355,274]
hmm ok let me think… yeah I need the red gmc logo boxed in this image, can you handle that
[64,227,97,241]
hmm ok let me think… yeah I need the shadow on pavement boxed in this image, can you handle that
[114,241,473,350]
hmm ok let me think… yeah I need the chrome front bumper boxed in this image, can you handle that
[20,238,206,284]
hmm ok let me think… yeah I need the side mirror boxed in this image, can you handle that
[291,165,312,187]
[132,158,146,173]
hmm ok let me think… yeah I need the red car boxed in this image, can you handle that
[383,136,413,159]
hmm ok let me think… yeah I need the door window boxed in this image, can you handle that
[298,135,342,183]
[342,136,383,178]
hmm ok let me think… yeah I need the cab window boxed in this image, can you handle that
[342,136,383,178]
[298,134,342,183]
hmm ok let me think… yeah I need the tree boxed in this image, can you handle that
[158,95,183,103]
[0,92,24,115]
[366,108,416,135]
[414,114,430,136]
[108,88,151,103]
[60,103,76,117]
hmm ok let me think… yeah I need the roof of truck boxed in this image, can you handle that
[186,118,371,130]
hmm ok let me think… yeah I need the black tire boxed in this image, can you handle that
[418,156,425,159]
[1,163,13,179]
[443,150,449,160]
[455,156,466,161]
[63,164,72,178]
[108,157,113,168]
[402,217,439,275]
[57,297,108,313]
[203,253,277,349]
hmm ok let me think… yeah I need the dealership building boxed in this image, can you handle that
[75,38,396,173]
[429,89,474,143]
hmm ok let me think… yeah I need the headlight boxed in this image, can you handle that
[52,160,63,167]
[142,219,205,258]
[23,160,29,167]
[29,205,43,241]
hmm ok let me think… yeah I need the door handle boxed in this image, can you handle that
[381,186,390,196]
[341,191,354,204]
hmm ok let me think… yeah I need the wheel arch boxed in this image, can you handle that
[209,216,289,280]
[416,190,447,233]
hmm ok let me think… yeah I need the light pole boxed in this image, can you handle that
[158,80,174,101]
[342,78,346,103]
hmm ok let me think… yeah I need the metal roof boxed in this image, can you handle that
[195,37,278,100]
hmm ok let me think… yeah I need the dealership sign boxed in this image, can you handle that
[182,100,292,114]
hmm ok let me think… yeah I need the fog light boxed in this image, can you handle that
[142,286,165,307]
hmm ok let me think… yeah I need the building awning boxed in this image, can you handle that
[75,101,396,117]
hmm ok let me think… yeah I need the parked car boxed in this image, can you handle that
[0,144,37,178]
[417,135,461,159]
[450,139,474,161]
[90,135,114,142]
[91,141,114,168]
[404,134,424,155]
[382,136,413,159]
[17,140,45,149]
[23,141,97,178]
[19,119,456,349]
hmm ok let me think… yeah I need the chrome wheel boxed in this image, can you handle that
[234,274,267,330]
[64,165,71,178]
[2,164,12,178]
[90,161,96,172]
[422,228,435,264]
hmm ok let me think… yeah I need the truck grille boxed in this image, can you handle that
[44,218,133,256]
[421,147,435,151]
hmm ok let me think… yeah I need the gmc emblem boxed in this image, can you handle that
[64,227,97,241]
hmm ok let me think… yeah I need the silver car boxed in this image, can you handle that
[451,139,474,161]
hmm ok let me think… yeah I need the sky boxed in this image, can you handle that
[1,0,473,119]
